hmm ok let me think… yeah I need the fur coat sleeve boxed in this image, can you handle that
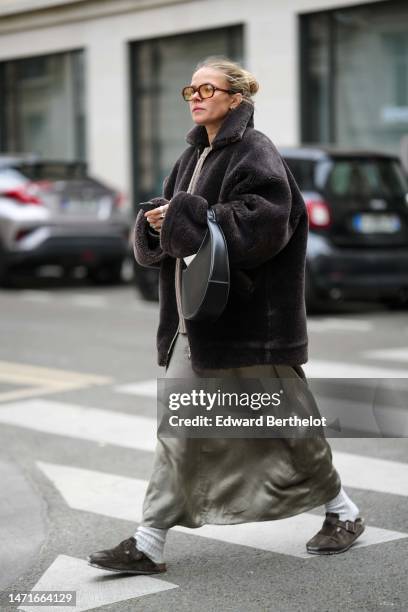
[159,134,301,269]
[132,199,167,268]
[132,160,181,267]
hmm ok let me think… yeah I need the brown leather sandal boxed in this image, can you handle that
[306,513,365,555]
[87,537,166,574]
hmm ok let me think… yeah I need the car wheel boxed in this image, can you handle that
[0,246,12,288]
[88,262,123,285]
[381,296,408,310]
[305,268,326,314]
[0,265,11,288]
[133,261,159,301]
[138,282,159,302]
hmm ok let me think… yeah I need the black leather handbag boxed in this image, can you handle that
[181,208,230,321]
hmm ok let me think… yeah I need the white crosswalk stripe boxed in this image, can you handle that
[37,461,147,522]
[36,461,408,560]
[15,289,159,313]
[70,294,108,308]
[362,347,408,362]
[18,554,178,612]
[305,388,408,437]
[19,291,108,307]
[308,318,373,332]
[304,359,408,378]
[19,290,53,303]
[176,518,404,559]
[2,399,408,496]
[114,363,408,401]
[332,451,408,497]
[0,399,157,452]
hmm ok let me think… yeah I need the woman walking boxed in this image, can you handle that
[88,57,364,574]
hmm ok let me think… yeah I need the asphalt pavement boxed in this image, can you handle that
[0,275,407,612]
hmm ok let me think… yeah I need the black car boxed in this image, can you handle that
[133,147,408,309]
[281,147,408,309]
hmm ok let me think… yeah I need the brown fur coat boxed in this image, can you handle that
[133,102,309,369]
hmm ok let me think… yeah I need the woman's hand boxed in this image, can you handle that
[145,204,169,232]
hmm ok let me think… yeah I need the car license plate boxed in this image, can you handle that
[352,213,401,233]
[60,198,99,213]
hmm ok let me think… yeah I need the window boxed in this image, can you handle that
[301,1,408,155]
[0,50,86,161]
[284,158,316,190]
[323,159,408,197]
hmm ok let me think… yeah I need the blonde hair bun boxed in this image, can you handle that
[248,76,259,96]
[196,56,259,104]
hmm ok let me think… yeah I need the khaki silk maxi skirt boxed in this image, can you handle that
[142,333,341,529]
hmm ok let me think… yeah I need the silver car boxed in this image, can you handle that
[0,156,131,285]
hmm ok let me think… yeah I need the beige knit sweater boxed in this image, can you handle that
[175,145,212,334]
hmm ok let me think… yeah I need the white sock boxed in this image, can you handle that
[134,525,168,564]
[325,486,359,522]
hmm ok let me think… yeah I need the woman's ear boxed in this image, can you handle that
[229,92,243,110]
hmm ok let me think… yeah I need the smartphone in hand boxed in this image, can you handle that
[138,201,157,213]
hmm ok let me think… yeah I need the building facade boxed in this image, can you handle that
[0,0,407,209]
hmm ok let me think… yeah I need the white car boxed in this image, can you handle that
[0,155,131,285]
